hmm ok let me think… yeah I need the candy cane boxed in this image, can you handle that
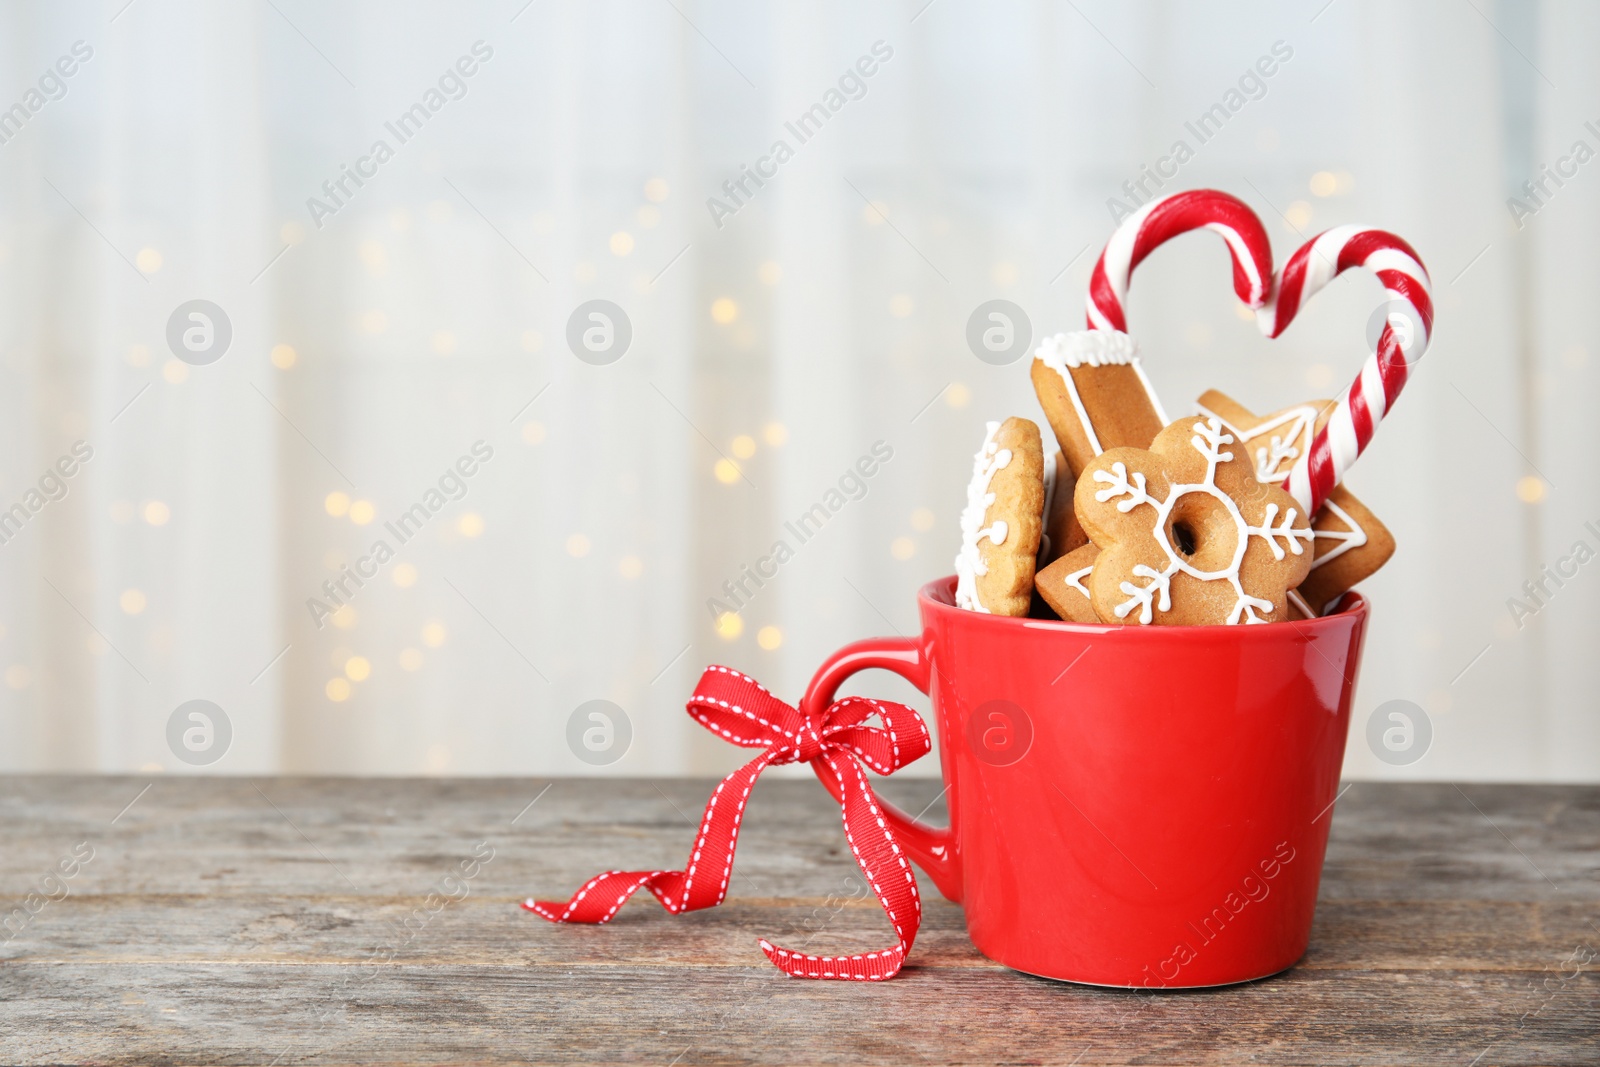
[1086,189,1275,332]
[1258,227,1433,514]
[1085,190,1433,516]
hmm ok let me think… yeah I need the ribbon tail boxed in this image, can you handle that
[759,938,906,982]
[523,869,678,924]
[756,752,921,982]
[525,750,776,924]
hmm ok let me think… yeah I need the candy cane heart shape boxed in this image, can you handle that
[1257,226,1434,515]
[1086,189,1275,332]
[523,666,933,981]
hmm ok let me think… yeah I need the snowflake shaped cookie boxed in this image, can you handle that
[1074,416,1315,626]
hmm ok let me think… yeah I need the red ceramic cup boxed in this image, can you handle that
[799,576,1368,988]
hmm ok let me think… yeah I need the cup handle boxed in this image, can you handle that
[799,635,963,903]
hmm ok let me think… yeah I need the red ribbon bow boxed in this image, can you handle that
[524,665,932,981]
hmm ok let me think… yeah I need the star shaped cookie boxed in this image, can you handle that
[1195,390,1396,615]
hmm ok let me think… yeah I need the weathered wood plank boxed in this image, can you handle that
[8,895,1596,974]
[0,777,1595,1066]
[2,963,1594,1066]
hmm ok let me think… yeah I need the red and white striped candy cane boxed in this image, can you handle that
[1085,189,1275,332]
[1084,190,1433,516]
[1257,227,1433,514]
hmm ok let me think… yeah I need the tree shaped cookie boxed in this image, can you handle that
[1195,390,1396,615]
[954,417,1045,616]
[1075,416,1314,625]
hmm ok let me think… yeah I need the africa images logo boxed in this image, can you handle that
[304,41,494,229]
[705,40,894,229]
[0,40,93,148]
[305,442,494,628]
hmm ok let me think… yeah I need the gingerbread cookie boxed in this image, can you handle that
[1041,544,1318,623]
[1030,330,1168,479]
[1195,390,1395,615]
[1075,416,1314,625]
[1037,449,1088,568]
[1194,390,1334,484]
[1035,543,1102,624]
[1297,485,1393,614]
[955,418,1045,616]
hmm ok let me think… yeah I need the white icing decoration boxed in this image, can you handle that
[1194,403,1370,573]
[1065,565,1093,599]
[1033,331,1165,456]
[1090,417,1314,626]
[1129,358,1172,425]
[1286,589,1315,619]
[1117,563,1173,623]
[1195,402,1321,483]
[1037,450,1058,564]
[1306,498,1368,571]
[1249,503,1311,562]
[954,421,1013,613]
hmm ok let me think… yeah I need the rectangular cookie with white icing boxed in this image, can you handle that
[1030,331,1168,480]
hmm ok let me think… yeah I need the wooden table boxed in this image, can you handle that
[1,777,1594,1065]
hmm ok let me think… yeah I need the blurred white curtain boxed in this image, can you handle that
[0,2,282,771]
[0,0,1594,781]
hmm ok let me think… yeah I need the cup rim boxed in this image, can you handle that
[918,575,1367,635]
